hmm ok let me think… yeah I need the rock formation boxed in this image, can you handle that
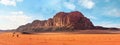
[17,11,95,32]
[53,11,94,29]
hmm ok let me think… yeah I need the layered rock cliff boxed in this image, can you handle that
[17,11,95,32]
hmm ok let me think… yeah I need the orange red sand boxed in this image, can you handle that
[0,32,120,45]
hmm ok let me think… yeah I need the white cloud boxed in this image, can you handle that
[78,0,95,9]
[0,0,23,6]
[87,16,98,20]
[11,11,23,15]
[64,2,76,10]
[107,8,120,17]
[16,0,23,2]
[0,11,31,30]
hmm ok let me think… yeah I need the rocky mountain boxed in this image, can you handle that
[16,11,118,33]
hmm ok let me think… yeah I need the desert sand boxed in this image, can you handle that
[0,32,120,45]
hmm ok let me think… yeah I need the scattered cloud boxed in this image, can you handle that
[0,0,23,6]
[78,0,95,9]
[0,11,31,30]
[87,15,98,20]
[11,11,23,15]
[107,8,120,17]
[63,2,76,10]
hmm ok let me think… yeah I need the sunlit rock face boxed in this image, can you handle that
[53,11,94,29]
[17,11,94,32]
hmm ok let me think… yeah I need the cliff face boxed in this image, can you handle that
[53,11,94,29]
[17,11,95,32]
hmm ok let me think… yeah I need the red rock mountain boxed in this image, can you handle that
[17,11,95,32]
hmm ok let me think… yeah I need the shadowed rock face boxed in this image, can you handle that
[17,11,95,32]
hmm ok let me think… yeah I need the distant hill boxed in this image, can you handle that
[0,30,15,32]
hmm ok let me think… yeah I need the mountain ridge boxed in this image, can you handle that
[16,11,119,33]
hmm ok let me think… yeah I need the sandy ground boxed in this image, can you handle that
[0,32,120,45]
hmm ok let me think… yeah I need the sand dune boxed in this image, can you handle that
[0,32,120,45]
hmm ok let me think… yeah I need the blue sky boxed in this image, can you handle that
[0,0,120,30]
